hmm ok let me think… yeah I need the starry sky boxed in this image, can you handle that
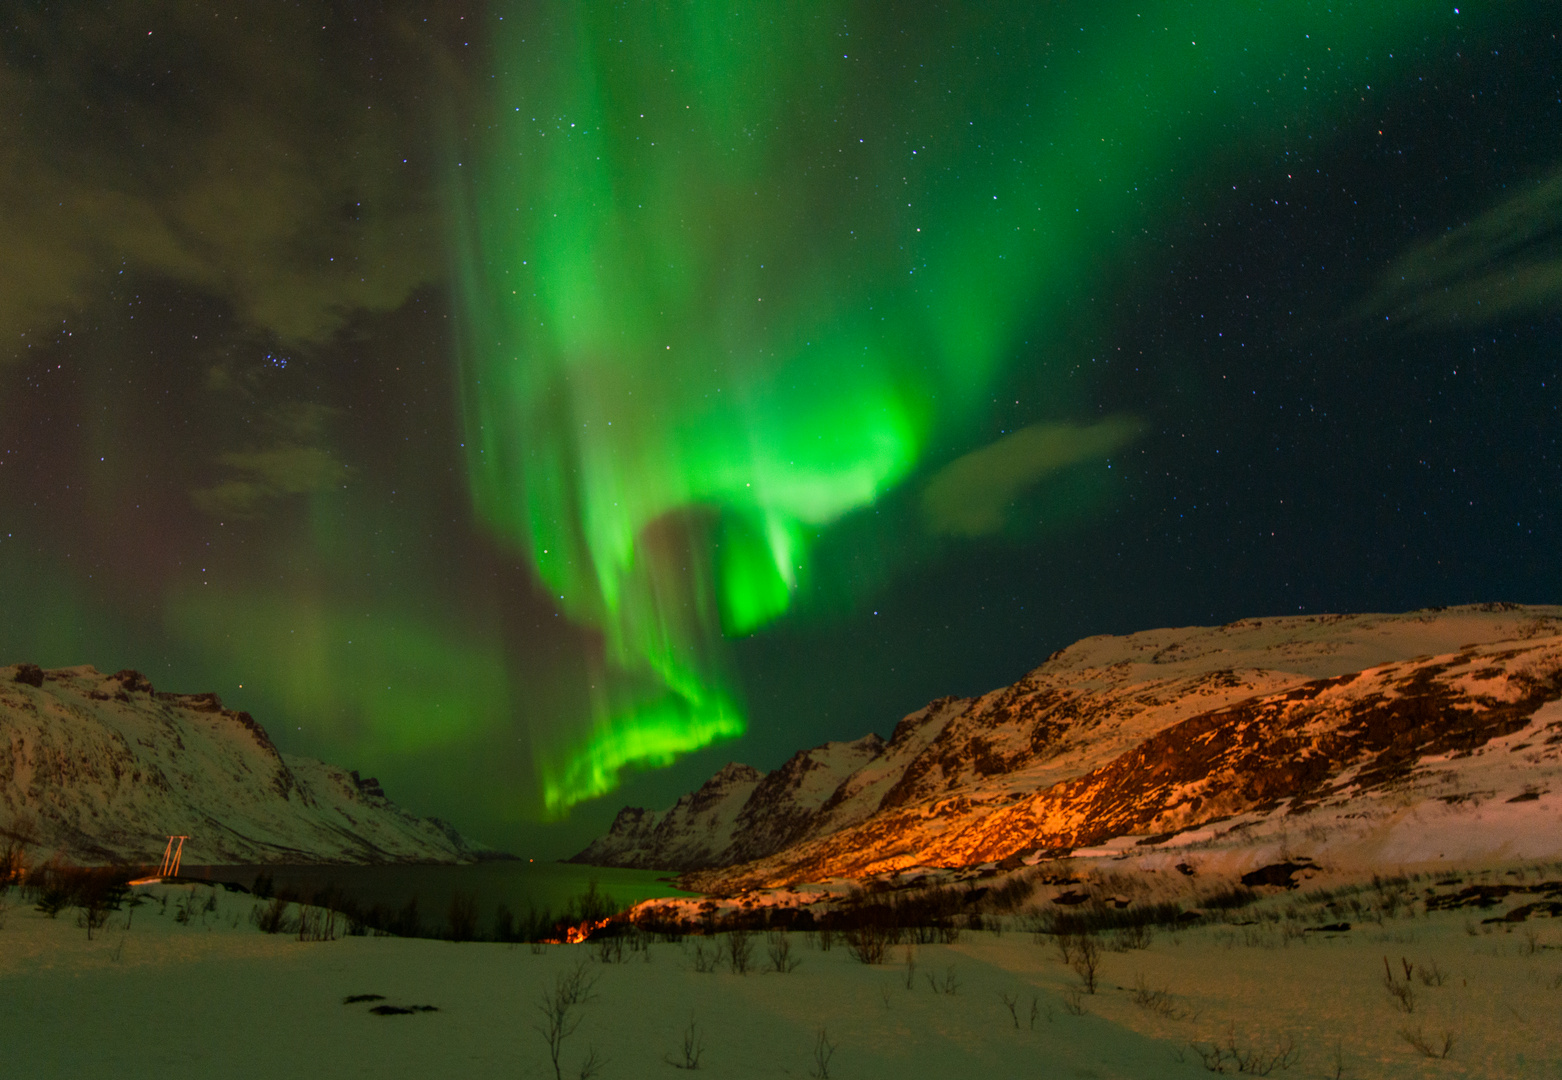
[2,2,1559,857]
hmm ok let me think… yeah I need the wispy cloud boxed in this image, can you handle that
[922,415,1144,537]
[1360,167,1562,329]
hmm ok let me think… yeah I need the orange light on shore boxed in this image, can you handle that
[546,917,612,945]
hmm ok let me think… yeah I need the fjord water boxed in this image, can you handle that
[190,861,691,929]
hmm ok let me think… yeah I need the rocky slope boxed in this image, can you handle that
[0,664,497,866]
[574,604,1562,890]
[570,735,884,870]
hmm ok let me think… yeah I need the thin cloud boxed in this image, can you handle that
[0,4,461,362]
[922,415,1145,538]
[1360,167,1562,329]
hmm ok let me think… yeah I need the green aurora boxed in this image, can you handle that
[451,0,1469,814]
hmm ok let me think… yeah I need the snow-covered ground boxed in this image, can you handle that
[2,871,1558,1079]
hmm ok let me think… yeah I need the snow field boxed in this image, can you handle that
[1,876,1559,1079]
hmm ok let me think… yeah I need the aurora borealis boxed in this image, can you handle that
[2,2,1559,853]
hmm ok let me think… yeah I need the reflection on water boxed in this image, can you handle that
[181,861,693,936]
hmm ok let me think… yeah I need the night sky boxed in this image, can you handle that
[2,2,1559,857]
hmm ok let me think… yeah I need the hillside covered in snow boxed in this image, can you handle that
[575,604,1562,890]
[0,664,496,865]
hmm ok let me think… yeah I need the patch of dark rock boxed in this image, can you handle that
[1051,890,1091,906]
[368,1004,439,1016]
[1485,901,1562,923]
[344,994,386,1005]
[1175,862,1197,877]
[1506,791,1542,803]
[12,664,44,687]
[110,669,155,694]
[995,850,1033,871]
[1303,922,1352,933]
[1176,910,1203,922]
[1438,791,1496,805]
[1240,861,1318,889]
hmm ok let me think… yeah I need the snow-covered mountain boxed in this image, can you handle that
[571,735,885,870]
[575,604,1562,890]
[0,664,497,865]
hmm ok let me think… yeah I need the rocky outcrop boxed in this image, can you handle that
[0,664,498,865]
[573,604,1562,889]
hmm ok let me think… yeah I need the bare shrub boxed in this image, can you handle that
[77,902,113,940]
[844,922,893,965]
[923,964,960,995]
[594,934,624,964]
[1000,991,1020,1028]
[1061,987,1086,1016]
[1415,959,1447,987]
[689,940,719,973]
[726,928,755,974]
[766,931,801,973]
[1190,1024,1300,1074]
[1114,923,1154,951]
[297,905,337,942]
[535,960,602,1080]
[1130,974,1187,1020]
[1380,957,1416,1013]
[1071,933,1101,993]
[903,946,917,989]
[1398,1026,1455,1059]
[809,1029,835,1079]
[1029,995,1049,1027]
[252,896,291,934]
[665,1016,704,1070]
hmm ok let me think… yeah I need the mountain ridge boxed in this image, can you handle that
[1,663,498,865]
[573,604,1562,890]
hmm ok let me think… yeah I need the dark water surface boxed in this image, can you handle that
[183,861,693,932]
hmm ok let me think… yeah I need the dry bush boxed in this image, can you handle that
[1398,1025,1455,1059]
[1130,974,1188,1020]
[1061,987,1086,1016]
[1191,1023,1299,1074]
[593,934,624,964]
[297,905,337,942]
[809,1029,835,1079]
[1071,933,1101,994]
[688,939,719,973]
[844,922,893,965]
[1415,959,1447,987]
[251,896,292,934]
[665,1016,704,1070]
[1380,958,1416,1014]
[923,964,960,995]
[766,931,800,973]
[726,928,755,974]
[534,960,602,1080]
